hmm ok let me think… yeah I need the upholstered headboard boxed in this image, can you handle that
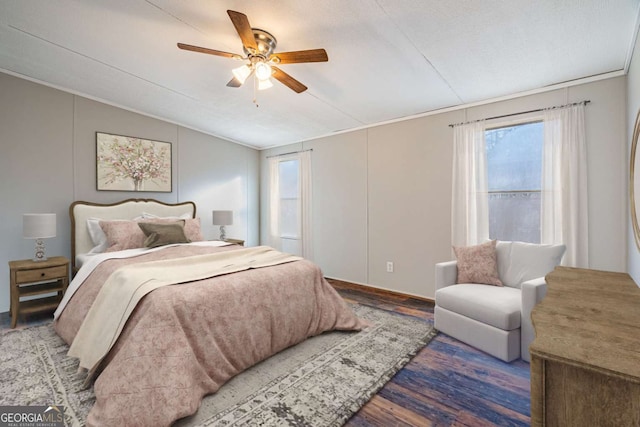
[70,199,196,272]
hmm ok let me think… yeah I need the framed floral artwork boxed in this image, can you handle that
[96,132,172,192]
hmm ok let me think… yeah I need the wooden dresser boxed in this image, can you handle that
[530,267,640,426]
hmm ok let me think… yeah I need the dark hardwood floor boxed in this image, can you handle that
[329,279,531,427]
[1,281,531,427]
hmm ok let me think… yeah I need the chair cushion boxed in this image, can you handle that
[496,241,566,288]
[436,284,521,330]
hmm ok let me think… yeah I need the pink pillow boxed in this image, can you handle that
[100,220,145,252]
[183,218,203,242]
[453,240,503,286]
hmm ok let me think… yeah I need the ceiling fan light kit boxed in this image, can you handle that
[254,61,272,81]
[257,78,274,91]
[177,10,328,96]
[232,64,252,84]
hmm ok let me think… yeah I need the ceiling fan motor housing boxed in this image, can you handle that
[244,28,277,58]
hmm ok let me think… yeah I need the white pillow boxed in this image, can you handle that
[497,241,566,288]
[495,241,513,283]
[87,218,109,254]
[141,212,192,220]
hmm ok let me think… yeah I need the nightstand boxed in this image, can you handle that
[224,238,245,246]
[8,256,69,328]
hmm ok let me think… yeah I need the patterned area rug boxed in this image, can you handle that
[0,304,436,427]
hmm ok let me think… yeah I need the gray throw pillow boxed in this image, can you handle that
[138,220,191,248]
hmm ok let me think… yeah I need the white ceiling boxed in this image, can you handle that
[1,1,639,149]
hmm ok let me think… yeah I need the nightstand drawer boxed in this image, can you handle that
[15,265,67,283]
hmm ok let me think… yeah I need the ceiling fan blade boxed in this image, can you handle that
[271,49,328,64]
[272,66,307,93]
[226,77,242,88]
[177,43,240,59]
[227,10,258,52]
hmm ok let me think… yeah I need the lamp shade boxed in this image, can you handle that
[212,210,233,226]
[23,213,56,239]
[255,62,272,81]
[232,65,252,84]
[258,78,274,91]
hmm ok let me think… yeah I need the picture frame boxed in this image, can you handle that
[630,109,640,250]
[96,132,172,192]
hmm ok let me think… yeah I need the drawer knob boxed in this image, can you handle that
[41,273,45,277]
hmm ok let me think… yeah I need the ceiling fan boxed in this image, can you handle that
[177,10,328,93]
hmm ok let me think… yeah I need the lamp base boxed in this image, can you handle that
[33,239,48,262]
[219,225,227,241]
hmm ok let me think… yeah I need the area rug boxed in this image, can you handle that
[0,304,436,427]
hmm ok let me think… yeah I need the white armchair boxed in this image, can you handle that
[434,241,565,362]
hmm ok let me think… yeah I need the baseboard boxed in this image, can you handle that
[326,277,435,304]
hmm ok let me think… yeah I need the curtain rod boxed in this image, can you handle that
[266,148,313,158]
[448,100,590,128]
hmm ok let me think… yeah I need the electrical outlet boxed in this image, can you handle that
[386,261,394,273]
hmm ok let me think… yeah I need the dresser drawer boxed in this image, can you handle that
[15,265,67,283]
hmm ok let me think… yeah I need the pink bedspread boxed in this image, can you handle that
[54,244,366,426]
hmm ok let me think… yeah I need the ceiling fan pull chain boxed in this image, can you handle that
[253,75,259,107]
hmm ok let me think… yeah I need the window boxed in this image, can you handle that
[268,150,312,258]
[277,159,301,255]
[486,121,543,243]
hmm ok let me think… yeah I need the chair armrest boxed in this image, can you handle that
[435,261,458,291]
[520,277,547,362]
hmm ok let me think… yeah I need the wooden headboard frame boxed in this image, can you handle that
[70,198,196,273]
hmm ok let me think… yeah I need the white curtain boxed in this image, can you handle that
[266,151,313,259]
[267,156,281,250]
[541,104,588,267]
[299,150,313,260]
[451,121,489,247]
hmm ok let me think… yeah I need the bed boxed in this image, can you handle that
[54,199,366,426]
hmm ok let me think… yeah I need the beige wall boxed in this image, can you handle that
[0,69,630,312]
[261,76,628,299]
[307,132,368,283]
[0,72,259,312]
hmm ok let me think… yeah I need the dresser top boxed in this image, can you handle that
[531,266,640,382]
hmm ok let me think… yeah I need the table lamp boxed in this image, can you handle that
[212,210,233,241]
[23,213,56,261]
